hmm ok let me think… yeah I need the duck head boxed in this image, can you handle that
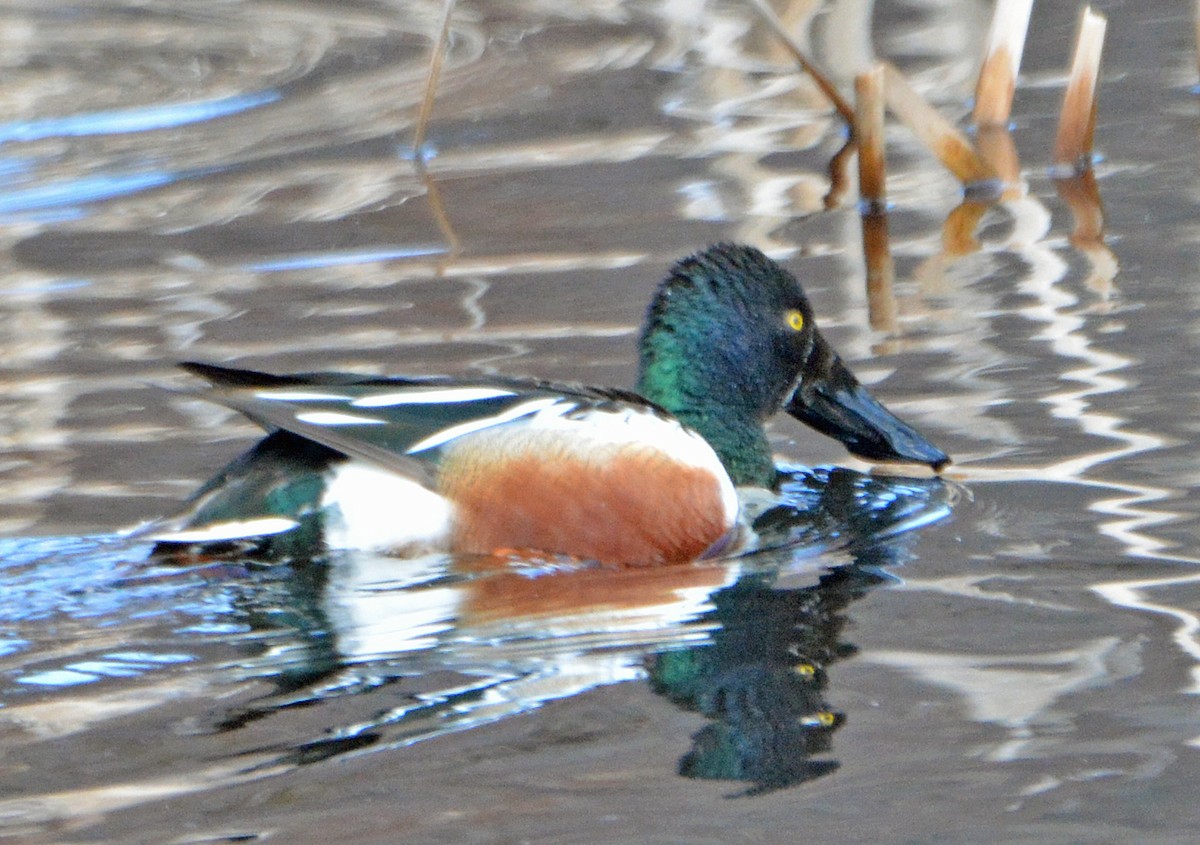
[637,243,949,487]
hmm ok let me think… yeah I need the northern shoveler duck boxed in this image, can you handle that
[151,243,948,565]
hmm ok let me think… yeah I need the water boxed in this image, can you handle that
[2,0,1200,842]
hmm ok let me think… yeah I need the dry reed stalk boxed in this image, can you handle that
[744,0,858,207]
[975,125,1022,192]
[756,0,821,68]
[1053,7,1107,171]
[744,0,856,127]
[862,211,898,333]
[855,64,887,209]
[856,68,897,332]
[973,0,1033,127]
[882,63,995,184]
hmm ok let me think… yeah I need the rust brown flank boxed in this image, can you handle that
[439,440,731,566]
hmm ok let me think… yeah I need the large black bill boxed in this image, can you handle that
[785,347,949,471]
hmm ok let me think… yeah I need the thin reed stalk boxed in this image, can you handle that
[745,0,855,126]
[1053,6,1107,171]
[413,0,462,256]
[855,65,887,210]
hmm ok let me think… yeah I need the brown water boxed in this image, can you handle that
[3,0,1200,842]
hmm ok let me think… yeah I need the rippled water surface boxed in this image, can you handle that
[3,0,1200,842]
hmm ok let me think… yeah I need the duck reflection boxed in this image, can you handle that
[211,466,951,793]
[650,563,886,795]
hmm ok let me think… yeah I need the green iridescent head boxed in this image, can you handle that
[636,243,948,487]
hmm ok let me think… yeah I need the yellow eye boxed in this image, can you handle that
[785,309,805,331]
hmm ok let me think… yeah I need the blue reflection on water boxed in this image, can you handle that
[245,245,448,273]
[0,171,182,214]
[0,91,282,217]
[0,91,281,144]
[0,535,229,631]
[18,652,194,687]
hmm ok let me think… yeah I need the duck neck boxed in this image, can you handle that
[637,343,777,489]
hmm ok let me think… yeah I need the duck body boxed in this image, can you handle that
[161,370,737,565]
[152,244,948,565]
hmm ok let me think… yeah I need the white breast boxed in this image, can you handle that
[321,462,454,554]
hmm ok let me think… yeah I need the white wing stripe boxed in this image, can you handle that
[295,411,387,426]
[353,387,517,407]
[254,390,352,402]
[152,517,299,543]
[405,397,568,454]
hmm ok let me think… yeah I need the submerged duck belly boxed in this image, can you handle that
[437,405,739,566]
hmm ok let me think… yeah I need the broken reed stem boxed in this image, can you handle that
[973,0,1033,127]
[744,0,856,127]
[855,64,887,209]
[1053,6,1107,170]
[881,63,995,184]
